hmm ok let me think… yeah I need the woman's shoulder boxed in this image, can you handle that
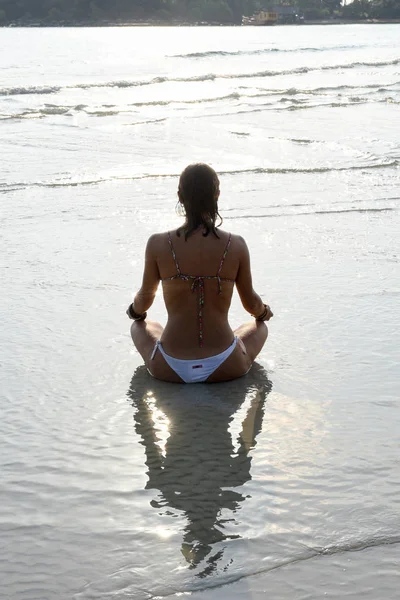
[146,231,170,246]
[228,232,246,242]
[143,232,171,260]
[225,231,248,249]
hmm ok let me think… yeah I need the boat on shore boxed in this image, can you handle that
[242,10,278,26]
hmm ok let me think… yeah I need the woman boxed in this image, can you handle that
[127,163,273,383]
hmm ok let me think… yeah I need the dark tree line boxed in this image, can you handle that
[0,0,253,23]
[0,0,399,25]
[341,0,400,18]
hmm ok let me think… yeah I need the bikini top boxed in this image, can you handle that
[161,231,234,347]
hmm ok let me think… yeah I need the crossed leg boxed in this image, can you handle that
[130,319,268,383]
[130,320,183,383]
[206,321,268,382]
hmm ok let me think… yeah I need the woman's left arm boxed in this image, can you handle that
[130,235,160,315]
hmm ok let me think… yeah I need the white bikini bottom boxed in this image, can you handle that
[150,337,239,383]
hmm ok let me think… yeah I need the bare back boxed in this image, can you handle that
[135,227,264,360]
[158,229,237,358]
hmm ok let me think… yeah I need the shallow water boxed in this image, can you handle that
[1,24,400,600]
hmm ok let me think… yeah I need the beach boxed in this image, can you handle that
[1,24,399,599]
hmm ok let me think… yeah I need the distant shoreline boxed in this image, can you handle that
[2,19,400,28]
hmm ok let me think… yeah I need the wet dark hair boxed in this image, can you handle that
[176,163,223,240]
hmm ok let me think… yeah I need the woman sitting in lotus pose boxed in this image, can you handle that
[127,163,273,383]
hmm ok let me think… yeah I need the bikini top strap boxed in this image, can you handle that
[216,232,232,276]
[167,231,181,276]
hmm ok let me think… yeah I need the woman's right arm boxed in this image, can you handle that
[235,236,270,319]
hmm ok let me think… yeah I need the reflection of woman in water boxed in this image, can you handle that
[127,163,273,383]
[127,364,272,577]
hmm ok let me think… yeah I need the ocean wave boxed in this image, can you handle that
[325,58,400,70]
[217,58,400,81]
[85,109,120,116]
[1,59,398,97]
[234,534,400,591]
[0,178,108,192]
[2,160,398,194]
[75,531,400,599]
[283,99,370,111]
[126,117,167,126]
[0,112,44,121]
[277,96,399,111]
[201,94,398,118]
[230,131,251,137]
[290,138,313,144]
[226,207,395,220]
[217,161,399,176]
[0,85,61,96]
[128,92,241,107]
[283,81,400,95]
[315,207,395,215]
[279,97,306,104]
[3,82,397,122]
[171,44,368,59]
[0,105,80,120]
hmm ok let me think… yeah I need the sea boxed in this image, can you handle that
[1,24,399,600]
